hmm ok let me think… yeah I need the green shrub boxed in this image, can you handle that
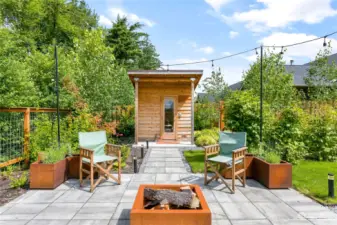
[264,151,281,164]
[195,103,219,130]
[224,90,273,149]
[200,128,219,141]
[9,171,28,188]
[304,109,337,161]
[116,108,135,137]
[270,106,307,164]
[195,135,217,146]
[121,145,131,163]
[194,131,202,139]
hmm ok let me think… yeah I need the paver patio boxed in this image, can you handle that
[1,147,337,225]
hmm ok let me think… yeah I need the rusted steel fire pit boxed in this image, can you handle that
[130,184,211,225]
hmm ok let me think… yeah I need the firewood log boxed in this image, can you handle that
[144,188,193,208]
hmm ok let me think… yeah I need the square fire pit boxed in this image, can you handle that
[130,184,211,225]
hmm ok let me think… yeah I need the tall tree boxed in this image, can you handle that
[305,45,337,100]
[202,68,230,102]
[243,50,297,110]
[106,16,161,69]
[0,0,98,48]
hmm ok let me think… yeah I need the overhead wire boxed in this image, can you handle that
[165,30,337,67]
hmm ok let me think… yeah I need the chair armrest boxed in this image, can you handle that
[106,144,121,160]
[232,147,247,160]
[80,147,94,160]
[203,144,220,160]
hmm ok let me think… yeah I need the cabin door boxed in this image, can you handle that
[161,96,177,140]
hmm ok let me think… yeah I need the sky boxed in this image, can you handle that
[86,0,337,91]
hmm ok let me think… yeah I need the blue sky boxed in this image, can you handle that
[86,0,337,90]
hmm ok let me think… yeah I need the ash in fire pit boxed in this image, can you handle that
[144,186,200,210]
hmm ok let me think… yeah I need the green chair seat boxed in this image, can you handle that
[82,155,117,164]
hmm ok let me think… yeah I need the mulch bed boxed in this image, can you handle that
[123,146,148,173]
[0,170,29,206]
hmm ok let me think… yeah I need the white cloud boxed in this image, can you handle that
[226,0,337,32]
[197,46,214,54]
[222,51,231,56]
[98,15,112,27]
[260,32,337,61]
[229,31,239,39]
[205,0,233,12]
[99,7,156,28]
[178,40,214,55]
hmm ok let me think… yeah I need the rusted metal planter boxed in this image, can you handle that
[66,155,80,179]
[223,154,254,179]
[253,157,292,189]
[130,184,211,225]
[30,158,67,189]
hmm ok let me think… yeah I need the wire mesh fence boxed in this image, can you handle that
[0,108,70,169]
[0,112,24,164]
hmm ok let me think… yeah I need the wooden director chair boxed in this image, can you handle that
[204,132,247,194]
[79,131,121,192]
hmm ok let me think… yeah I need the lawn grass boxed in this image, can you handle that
[293,160,337,204]
[183,150,205,173]
[183,150,337,204]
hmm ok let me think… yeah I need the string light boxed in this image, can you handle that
[255,48,258,55]
[211,60,214,72]
[167,64,169,71]
[323,36,327,47]
[280,47,284,55]
[163,30,337,67]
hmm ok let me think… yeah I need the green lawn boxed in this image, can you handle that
[293,160,337,204]
[183,150,205,173]
[183,150,337,204]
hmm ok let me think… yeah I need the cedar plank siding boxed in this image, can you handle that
[138,82,191,142]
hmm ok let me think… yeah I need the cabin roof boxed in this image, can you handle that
[128,70,203,88]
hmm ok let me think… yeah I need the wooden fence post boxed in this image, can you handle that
[219,101,225,131]
[24,108,30,165]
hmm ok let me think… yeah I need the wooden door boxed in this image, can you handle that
[161,96,177,140]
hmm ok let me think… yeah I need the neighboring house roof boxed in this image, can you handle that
[228,81,243,91]
[196,93,216,102]
[229,53,337,90]
[284,65,310,87]
[303,53,337,65]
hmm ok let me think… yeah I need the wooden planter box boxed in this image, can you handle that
[253,157,292,189]
[30,158,66,189]
[130,184,211,225]
[223,154,254,179]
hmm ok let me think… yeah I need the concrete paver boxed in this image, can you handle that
[1,146,336,225]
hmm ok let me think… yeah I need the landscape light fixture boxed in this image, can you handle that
[323,36,327,47]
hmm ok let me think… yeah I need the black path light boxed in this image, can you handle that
[328,173,334,198]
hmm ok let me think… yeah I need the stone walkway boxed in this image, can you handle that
[1,147,337,225]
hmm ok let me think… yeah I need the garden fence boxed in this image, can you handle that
[0,107,70,169]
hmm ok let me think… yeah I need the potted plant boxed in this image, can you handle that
[253,151,292,189]
[30,145,67,189]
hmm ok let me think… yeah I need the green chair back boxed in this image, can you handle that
[219,132,246,156]
[79,131,107,156]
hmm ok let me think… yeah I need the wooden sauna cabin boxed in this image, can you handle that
[128,70,203,144]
